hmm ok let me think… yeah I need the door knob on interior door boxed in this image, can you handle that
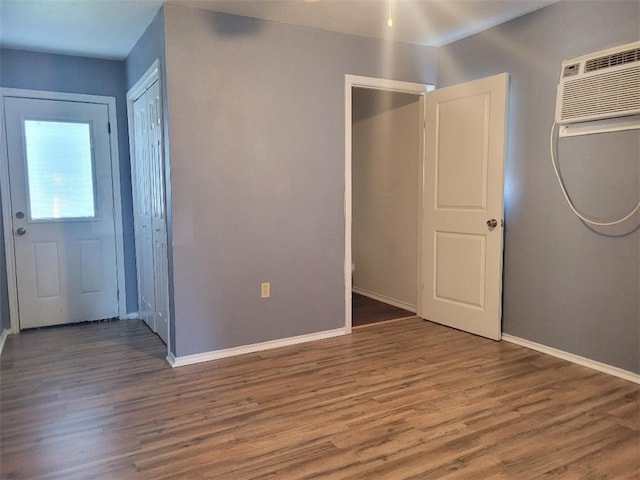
[486,219,498,229]
[15,227,26,236]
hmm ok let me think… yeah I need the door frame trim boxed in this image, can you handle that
[126,59,172,354]
[126,60,160,337]
[0,88,127,332]
[344,75,433,332]
[127,59,160,108]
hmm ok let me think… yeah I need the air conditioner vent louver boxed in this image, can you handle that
[555,41,640,135]
[560,65,640,121]
[585,47,640,72]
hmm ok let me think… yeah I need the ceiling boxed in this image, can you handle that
[0,0,559,60]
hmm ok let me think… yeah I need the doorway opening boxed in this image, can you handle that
[345,73,508,339]
[344,75,432,331]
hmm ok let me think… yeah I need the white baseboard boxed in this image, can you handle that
[167,351,177,366]
[352,287,416,313]
[502,334,640,385]
[0,328,11,356]
[168,327,348,368]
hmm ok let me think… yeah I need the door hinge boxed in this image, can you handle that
[108,122,112,134]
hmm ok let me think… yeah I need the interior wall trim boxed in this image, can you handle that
[352,287,417,313]
[167,327,348,368]
[344,74,433,336]
[502,334,640,385]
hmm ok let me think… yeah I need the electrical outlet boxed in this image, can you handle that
[261,282,270,298]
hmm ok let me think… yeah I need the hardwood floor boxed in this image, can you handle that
[352,293,414,327]
[1,319,638,479]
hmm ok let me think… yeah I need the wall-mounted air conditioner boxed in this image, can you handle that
[555,41,640,137]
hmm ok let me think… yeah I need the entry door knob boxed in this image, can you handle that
[15,227,26,236]
[486,219,498,229]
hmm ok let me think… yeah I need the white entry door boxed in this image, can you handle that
[421,73,508,340]
[4,97,119,329]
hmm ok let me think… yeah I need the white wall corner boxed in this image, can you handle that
[502,334,640,385]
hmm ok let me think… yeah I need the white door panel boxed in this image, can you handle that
[148,80,169,344]
[131,79,169,345]
[434,232,486,308]
[33,241,61,298]
[132,91,156,333]
[436,95,489,209]
[422,73,508,340]
[4,97,118,328]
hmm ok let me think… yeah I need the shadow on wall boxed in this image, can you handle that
[352,88,419,122]
[584,222,640,238]
[209,12,263,36]
[556,129,640,238]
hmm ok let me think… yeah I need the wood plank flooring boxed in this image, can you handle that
[1,318,638,479]
[352,293,414,327]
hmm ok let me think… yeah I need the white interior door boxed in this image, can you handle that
[130,79,168,345]
[132,91,156,333]
[4,97,119,328]
[147,80,169,344]
[421,73,508,340]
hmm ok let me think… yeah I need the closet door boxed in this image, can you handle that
[132,90,156,333]
[147,81,169,344]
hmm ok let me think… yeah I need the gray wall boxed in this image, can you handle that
[438,0,640,373]
[0,48,138,314]
[162,5,437,356]
[125,8,174,353]
[126,8,166,91]
[352,89,420,309]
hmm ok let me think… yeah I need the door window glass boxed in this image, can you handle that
[24,120,96,220]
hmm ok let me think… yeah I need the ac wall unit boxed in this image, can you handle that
[555,41,640,137]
